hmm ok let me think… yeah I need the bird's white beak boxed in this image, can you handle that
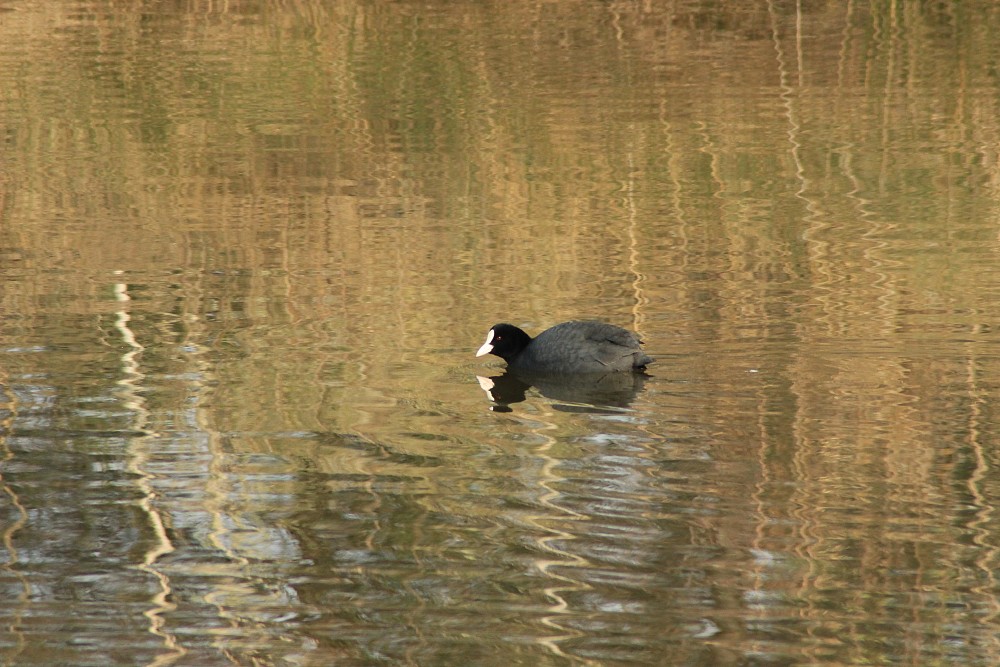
[475,329,494,357]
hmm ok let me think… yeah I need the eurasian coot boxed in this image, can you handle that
[476,321,652,373]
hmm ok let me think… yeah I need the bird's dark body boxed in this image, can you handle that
[480,320,652,374]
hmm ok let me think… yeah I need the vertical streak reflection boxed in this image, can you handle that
[963,345,1000,654]
[0,373,28,663]
[113,275,185,666]
[525,416,591,661]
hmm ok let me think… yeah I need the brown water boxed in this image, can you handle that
[3,1,1000,665]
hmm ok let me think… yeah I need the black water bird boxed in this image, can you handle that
[476,321,652,374]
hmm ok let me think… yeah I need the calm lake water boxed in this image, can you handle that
[4,1,1000,665]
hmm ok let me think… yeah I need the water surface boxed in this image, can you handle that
[3,1,1000,665]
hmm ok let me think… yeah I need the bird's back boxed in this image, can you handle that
[512,321,651,373]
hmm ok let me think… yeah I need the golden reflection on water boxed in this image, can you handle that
[114,279,184,665]
[2,0,1000,664]
[0,378,28,660]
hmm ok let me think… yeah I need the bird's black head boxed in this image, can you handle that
[475,323,532,364]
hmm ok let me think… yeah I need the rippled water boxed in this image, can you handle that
[3,1,1000,665]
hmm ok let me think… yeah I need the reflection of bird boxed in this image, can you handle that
[477,370,648,412]
[476,321,652,373]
